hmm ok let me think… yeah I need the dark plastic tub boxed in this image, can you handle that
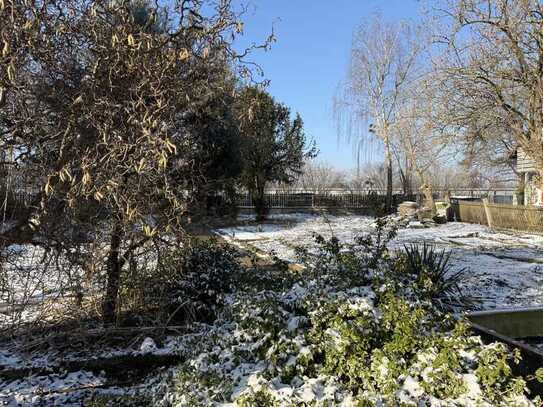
[467,307,543,396]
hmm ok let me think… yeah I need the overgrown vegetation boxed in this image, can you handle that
[2,216,542,405]
[121,239,243,326]
[1,0,543,404]
[139,218,542,406]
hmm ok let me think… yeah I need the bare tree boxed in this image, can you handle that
[293,160,347,193]
[434,0,543,185]
[390,143,414,195]
[460,134,519,187]
[348,163,389,191]
[395,77,451,216]
[335,15,424,212]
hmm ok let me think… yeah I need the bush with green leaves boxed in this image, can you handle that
[159,219,541,406]
[159,239,244,322]
[165,282,537,405]
[297,220,472,312]
[121,238,243,325]
[294,216,398,289]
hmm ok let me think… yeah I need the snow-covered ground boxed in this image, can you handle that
[0,333,187,406]
[216,213,543,310]
[3,213,543,405]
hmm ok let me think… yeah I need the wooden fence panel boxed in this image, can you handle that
[452,201,488,226]
[452,200,543,233]
[486,203,543,233]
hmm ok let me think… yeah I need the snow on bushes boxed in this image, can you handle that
[121,238,243,325]
[158,219,541,406]
[165,286,536,405]
[4,218,537,405]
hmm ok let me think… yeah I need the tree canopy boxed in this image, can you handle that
[0,0,268,321]
[236,86,316,219]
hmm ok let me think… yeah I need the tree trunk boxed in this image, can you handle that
[397,166,407,195]
[385,146,393,214]
[404,155,413,196]
[190,185,208,221]
[103,219,124,324]
[395,154,412,197]
[515,174,525,206]
[252,177,268,222]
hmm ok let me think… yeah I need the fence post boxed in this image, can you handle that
[482,198,493,228]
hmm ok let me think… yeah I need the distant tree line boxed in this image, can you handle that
[277,159,502,197]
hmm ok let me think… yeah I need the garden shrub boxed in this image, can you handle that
[294,217,398,289]
[148,217,541,406]
[120,238,242,325]
[157,238,243,323]
[396,242,472,311]
[166,280,537,405]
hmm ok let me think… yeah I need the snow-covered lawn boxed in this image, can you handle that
[2,214,543,405]
[216,213,543,310]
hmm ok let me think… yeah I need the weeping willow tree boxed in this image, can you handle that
[395,77,453,216]
[334,15,423,213]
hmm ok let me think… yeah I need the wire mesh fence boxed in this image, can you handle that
[1,166,41,222]
[236,191,408,209]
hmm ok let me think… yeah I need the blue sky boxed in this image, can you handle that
[238,0,422,171]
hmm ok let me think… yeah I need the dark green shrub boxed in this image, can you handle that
[157,239,242,322]
[398,243,471,310]
[121,239,242,325]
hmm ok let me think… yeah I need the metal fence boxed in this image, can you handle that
[0,165,41,219]
[0,172,519,218]
[237,189,517,209]
[242,192,422,209]
[237,192,392,209]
